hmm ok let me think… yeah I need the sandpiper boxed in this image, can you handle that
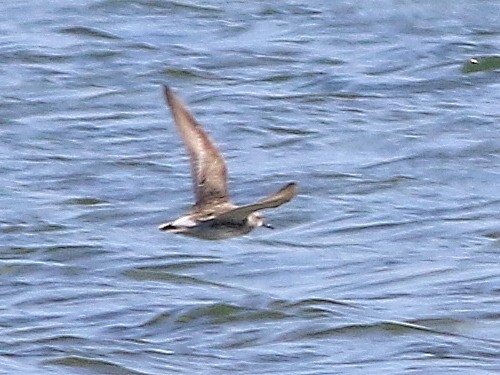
[159,86,297,240]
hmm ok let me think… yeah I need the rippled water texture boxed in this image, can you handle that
[1,1,499,374]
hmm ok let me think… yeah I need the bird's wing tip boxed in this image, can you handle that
[285,182,298,196]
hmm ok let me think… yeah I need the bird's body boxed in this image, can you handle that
[159,86,297,240]
[160,203,254,240]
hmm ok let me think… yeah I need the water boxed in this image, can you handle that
[1,1,499,374]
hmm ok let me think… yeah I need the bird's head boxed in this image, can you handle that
[248,212,274,230]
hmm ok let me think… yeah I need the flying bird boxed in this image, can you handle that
[159,86,297,240]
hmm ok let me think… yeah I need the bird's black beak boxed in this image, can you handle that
[263,223,274,230]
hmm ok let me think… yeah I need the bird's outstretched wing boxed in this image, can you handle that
[213,183,298,223]
[163,86,229,209]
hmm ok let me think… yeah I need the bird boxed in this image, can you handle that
[158,85,297,240]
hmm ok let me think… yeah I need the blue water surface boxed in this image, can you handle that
[1,1,499,374]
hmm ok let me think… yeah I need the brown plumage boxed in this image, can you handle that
[159,86,297,240]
